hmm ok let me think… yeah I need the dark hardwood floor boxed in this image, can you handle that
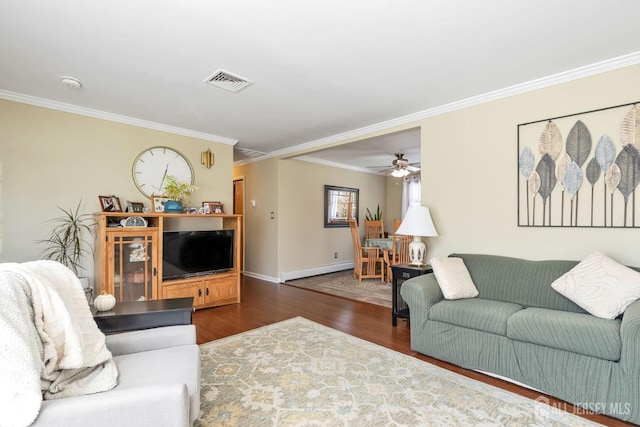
[193,275,629,426]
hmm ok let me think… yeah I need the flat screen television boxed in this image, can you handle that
[162,230,234,281]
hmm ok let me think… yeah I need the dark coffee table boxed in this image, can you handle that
[92,297,194,334]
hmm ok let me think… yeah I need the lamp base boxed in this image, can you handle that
[408,236,426,266]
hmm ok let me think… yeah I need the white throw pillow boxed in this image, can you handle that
[430,257,479,300]
[551,252,640,319]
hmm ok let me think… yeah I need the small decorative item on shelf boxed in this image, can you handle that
[94,292,116,312]
[162,175,197,213]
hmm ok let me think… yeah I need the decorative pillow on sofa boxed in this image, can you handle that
[430,257,479,300]
[551,252,640,319]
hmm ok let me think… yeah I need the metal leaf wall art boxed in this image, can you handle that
[518,101,640,227]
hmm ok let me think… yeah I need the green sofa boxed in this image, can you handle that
[400,253,640,424]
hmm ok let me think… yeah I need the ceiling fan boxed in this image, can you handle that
[369,153,421,177]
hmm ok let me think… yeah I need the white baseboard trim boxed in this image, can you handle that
[242,271,280,283]
[279,262,354,283]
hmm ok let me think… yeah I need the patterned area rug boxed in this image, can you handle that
[195,317,600,426]
[284,270,392,308]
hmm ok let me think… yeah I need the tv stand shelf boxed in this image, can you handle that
[94,212,242,309]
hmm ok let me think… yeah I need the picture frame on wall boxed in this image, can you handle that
[151,195,170,213]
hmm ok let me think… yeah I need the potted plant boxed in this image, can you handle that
[162,175,197,213]
[38,200,95,292]
[365,204,382,221]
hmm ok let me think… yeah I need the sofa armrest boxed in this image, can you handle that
[106,325,196,356]
[33,383,190,427]
[400,273,443,312]
[620,299,640,367]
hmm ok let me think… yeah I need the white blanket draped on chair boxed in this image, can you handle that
[0,261,118,427]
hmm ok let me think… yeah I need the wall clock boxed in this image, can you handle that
[132,146,194,198]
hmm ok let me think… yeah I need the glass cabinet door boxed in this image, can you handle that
[108,232,157,303]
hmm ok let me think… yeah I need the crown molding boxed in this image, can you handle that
[294,155,379,174]
[0,89,238,145]
[239,50,640,165]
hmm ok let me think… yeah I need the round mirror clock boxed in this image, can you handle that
[132,146,194,198]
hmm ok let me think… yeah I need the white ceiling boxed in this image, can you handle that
[2,0,640,173]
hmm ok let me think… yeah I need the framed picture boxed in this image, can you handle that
[151,195,170,213]
[99,195,123,212]
[324,185,359,227]
[202,201,221,214]
[127,201,145,213]
[211,202,225,214]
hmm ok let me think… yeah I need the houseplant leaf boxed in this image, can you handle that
[566,120,592,167]
[538,121,562,160]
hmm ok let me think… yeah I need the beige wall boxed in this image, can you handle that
[420,63,640,266]
[0,100,234,282]
[234,157,388,281]
[384,175,403,231]
[277,159,386,279]
[233,158,279,279]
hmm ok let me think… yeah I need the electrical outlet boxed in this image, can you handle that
[334,252,338,259]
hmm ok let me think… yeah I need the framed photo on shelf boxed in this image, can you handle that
[99,195,123,212]
[151,195,170,213]
[202,201,220,214]
[127,201,145,213]
[211,202,225,214]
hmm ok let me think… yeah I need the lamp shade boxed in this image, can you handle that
[396,206,438,237]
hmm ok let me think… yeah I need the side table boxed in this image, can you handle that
[390,263,433,326]
[92,297,194,334]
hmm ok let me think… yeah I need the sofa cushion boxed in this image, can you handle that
[431,257,479,299]
[551,252,640,319]
[429,298,523,336]
[113,345,201,422]
[450,254,586,313]
[507,307,622,361]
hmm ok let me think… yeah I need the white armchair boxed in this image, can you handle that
[32,325,201,427]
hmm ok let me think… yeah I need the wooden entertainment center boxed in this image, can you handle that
[94,212,241,310]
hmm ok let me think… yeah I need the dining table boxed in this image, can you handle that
[363,237,395,250]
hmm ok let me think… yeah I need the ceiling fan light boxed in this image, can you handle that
[391,168,409,178]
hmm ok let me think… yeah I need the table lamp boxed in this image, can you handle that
[395,206,438,265]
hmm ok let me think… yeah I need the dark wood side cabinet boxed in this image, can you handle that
[92,297,194,334]
[390,263,433,326]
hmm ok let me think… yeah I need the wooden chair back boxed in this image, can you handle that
[364,220,384,239]
[349,220,384,282]
[383,220,413,282]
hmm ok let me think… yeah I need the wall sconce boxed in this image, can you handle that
[201,149,214,168]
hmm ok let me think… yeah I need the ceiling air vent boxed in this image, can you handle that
[204,69,254,93]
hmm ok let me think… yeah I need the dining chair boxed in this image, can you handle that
[364,219,384,239]
[383,219,412,282]
[349,220,384,282]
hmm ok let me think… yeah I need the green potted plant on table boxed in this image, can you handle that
[162,175,197,213]
[38,199,95,297]
[365,204,382,221]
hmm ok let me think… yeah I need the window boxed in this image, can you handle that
[402,175,421,217]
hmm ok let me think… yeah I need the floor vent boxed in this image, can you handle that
[204,69,254,93]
